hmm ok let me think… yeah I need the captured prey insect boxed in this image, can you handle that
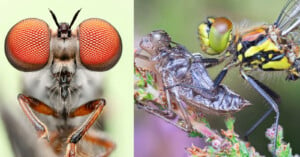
[135,30,250,132]
[5,9,122,157]
[198,0,300,154]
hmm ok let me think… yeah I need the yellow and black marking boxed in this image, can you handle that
[196,0,300,152]
[236,28,291,71]
[198,22,210,52]
[198,16,299,80]
[198,17,215,54]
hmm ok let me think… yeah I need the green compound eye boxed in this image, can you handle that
[199,17,232,55]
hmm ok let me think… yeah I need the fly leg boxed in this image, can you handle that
[240,70,280,156]
[243,76,280,140]
[18,94,59,140]
[83,130,115,157]
[201,58,220,68]
[66,99,107,157]
[162,72,193,130]
[167,86,193,131]
[165,83,216,100]
[189,51,227,68]
[244,108,273,141]
[171,41,225,67]
[159,71,177,119]
[213,62,236,88]
[164,89,177,119]
[134,47,151,61]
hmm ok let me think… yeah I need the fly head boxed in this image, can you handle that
[49,9,81,39]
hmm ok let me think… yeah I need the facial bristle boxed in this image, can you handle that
[79,18,121,71]
[5,18,50,71]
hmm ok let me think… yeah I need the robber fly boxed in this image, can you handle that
[135,30,250,131]
[5,9,122,157]
[198,0,300,155]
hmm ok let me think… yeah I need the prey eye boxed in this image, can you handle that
[5,18,50,71]
[78,18,122,71]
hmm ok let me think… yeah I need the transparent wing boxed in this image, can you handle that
[275,0,300,36]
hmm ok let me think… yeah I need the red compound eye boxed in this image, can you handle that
[5,18,50,71]
[79,18,122,71]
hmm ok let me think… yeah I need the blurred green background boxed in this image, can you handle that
[135,0,300,156]
[0,0,133,156]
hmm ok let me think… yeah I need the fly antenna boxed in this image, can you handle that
[49,9,60,28]
[70,9,82,28]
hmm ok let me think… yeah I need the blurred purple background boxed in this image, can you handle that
[134,108,206,157]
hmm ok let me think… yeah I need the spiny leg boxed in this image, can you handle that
[164,89,177,118]
[165,83,215,100]
[162,71,192,130]
[171,88,193,130]
[65,99,106,157]
[159,71,177,119]
[244,108,273,141]
[83,130,115,157]
[240,70,280,156]
[243,76,281,140]
[201,58,221,68]
[171,41,224,67]
[213,62,236,88]
[18,94,58,140]
[171,41,222,68]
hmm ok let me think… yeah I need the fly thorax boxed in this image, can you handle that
[286,50,297,63]
[268,25,280,46]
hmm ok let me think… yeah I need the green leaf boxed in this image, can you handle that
[143,93,153,100]
[207,146,216,155]
[199,117,210,128]
[146,72,154,85]
[230,145,237,156]
[239,141,249,157]
[279,143,292,157]
[225,117,235,131]
[137,89,145,94]
[137,79,145,88]
[188,131,204,138]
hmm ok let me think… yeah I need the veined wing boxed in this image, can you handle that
[275,0,300,36]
